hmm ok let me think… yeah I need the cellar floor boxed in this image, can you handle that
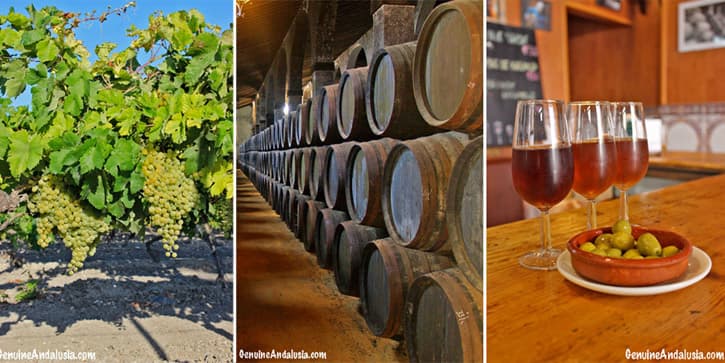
[236,171,407,363]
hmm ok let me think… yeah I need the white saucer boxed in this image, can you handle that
[556,247,712,296]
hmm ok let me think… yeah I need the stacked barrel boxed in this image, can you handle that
[239,1,482,361]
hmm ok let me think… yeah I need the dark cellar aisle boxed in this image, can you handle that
[235,171,407,362]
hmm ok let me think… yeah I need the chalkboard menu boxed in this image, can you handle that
[486,22,543,147]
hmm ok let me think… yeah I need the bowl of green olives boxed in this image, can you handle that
[567,220,692,286]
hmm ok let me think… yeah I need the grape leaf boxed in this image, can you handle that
[188,32,218,56]
[107,200,125,218]
[203,160,232,197]
[79,142,111,174]
[184,52,214,84]
[97,89,124,106]
[4,74,26,98]
[36,38,59,63]
[7,12,30,29]
[48,132,81,150]
[95,42,117,60]
[129,164,144,194]
[63,93,83,116]
[20,29,43,46]
[7,130,44,177]
[81,173,106,210]
[0,126,10,157]
[48,149,71,174]
[0,28,21,47]
[105,139,141,175]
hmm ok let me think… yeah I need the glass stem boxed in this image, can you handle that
[587,199,597,230]
[619,189,629,221]
[540,210,552,251]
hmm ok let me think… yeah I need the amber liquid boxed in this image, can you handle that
[512,146,574,211]
[572,138,617,199]
[614,138,649,189]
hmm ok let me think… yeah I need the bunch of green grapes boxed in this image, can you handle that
[209,197,233,238]
[142,149,199,257]
[30,175,111,274]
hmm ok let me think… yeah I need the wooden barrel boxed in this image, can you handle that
[360,238,454,338]
[282,114,291,149]
[295,148,307,191]
[404,268,483,363]
[304,98,321,146]
[345,138,398,227]
[269,182,278,210]
[331,221,388,296]
[447,136,482,291]
[382,132,469,251]
[314,208,349,269]
[295,194,312,241]
[280,150,288,185]
[316,85,344,144]
[303,200,327,252]
[323,142,357,210]
[278,185,290,217]
[337,67,376,141]
[366,42,441,139]
[291,111,301,148]
[309,146,329,202]
[288,188,302,235]
[298,148,313,194]
[289,149,300,191]
[413,0,483,133]
[271,120,280,150]
[296,102,308,147]
[271,182,280,213]
[284,187,295,225]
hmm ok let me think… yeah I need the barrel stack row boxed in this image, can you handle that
[239,2,482,361]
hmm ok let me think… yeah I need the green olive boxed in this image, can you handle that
[580,242,597,252]
[606,248,622,258]
[662,245,680,257]
[623,249,643,259]
[595,233,613,248]
[591,248,608,257]
[611,231,635,250]
[637,233,662,257]
[612,220,632,235]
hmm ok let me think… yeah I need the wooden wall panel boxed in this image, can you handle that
[487,158,524,226]
[662,0,725,104]
[499,0,634,101]
[568,1,660,106]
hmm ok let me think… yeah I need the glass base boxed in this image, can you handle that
[519,248,562,271]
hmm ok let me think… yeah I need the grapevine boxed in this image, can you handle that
[0,3,233,276]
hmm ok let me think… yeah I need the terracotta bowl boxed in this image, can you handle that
[567,226,693,287]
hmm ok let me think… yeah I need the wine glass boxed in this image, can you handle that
[511,100,574,270]
[611,102,648,221]
[568,101,617,230]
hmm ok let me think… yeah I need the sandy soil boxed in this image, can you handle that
[0,232,233,363]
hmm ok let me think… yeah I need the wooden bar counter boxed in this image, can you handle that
[487,174,725,362]
[648,151,725,180]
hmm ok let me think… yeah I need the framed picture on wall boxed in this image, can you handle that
[520,0,551,31]
[597,0,622,11]
[679,0,725,52]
